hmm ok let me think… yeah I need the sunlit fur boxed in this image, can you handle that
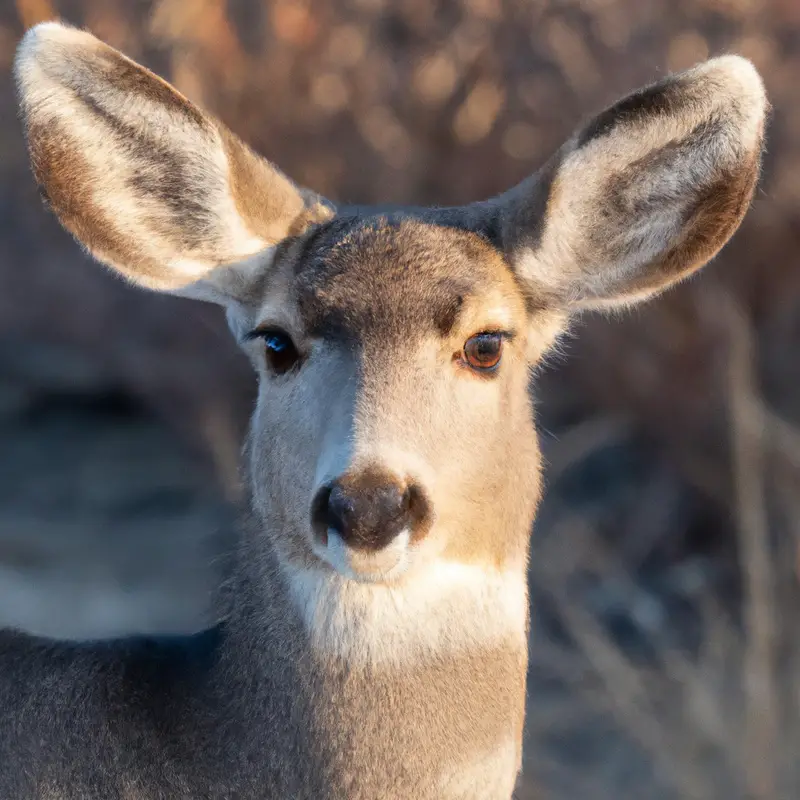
[0,21,767,799]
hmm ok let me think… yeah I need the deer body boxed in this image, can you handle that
[2,21,766,799]
[0,547,527,798]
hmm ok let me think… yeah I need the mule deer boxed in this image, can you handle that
[1,21,766,799]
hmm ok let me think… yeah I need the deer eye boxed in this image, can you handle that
[463,332,504,372]
[259,329,301,375]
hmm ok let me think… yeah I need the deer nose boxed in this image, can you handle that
[312,469,429,551]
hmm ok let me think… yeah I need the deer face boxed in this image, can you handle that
[237,217,545,582]
[15,23,766,585]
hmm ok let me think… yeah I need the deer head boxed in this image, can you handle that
[15,22,766,586]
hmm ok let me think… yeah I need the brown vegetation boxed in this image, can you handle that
[3,1,800,796]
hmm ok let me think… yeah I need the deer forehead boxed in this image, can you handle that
[247,216,529,343]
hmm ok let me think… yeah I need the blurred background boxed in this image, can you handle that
[2,0,799,797]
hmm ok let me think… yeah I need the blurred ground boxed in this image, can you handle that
[2,1,800,798]
[0,339,232,637]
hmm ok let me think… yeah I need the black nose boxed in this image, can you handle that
[312,468,430,551]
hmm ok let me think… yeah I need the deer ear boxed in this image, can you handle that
[14,22,333,303]
[493,56,767,311]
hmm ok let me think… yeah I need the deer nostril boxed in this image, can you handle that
[326,483,358,539]
[310,484,333,545]
[404,483,430,530]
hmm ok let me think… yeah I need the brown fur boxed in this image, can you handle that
[3,21,767,799]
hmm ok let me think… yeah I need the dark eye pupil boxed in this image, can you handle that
[475,337,499,357]
[262,332,300,374]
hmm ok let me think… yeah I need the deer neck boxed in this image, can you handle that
[219,529,530,797]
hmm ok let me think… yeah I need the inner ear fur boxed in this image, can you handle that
[14,22,333,296]
[492,55,768,310]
